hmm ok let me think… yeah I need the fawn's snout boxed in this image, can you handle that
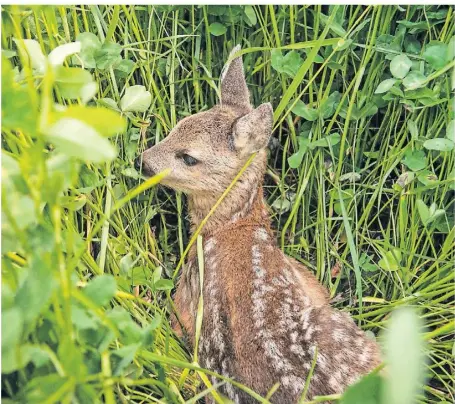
[135,154,154,177]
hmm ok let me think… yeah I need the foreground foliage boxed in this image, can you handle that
[1,5,454,403]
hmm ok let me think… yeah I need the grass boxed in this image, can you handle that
[1,4,454,403]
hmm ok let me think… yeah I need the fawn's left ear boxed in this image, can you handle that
[232,103,273,157]
[220,45,251,110]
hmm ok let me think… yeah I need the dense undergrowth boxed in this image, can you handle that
[1,5,454,404]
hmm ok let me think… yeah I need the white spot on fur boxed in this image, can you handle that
[251,247,295,375]
[254,227,269,241]
[290,344,306,357]
[333,328,345,342]
[290,331,298,343]
[304,325,315,341]
[204,238,216,253]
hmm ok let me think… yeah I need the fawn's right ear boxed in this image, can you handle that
[232,102,273,157]
[220,45,251,110]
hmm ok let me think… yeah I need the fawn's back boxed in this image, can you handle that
[138,46,381,403]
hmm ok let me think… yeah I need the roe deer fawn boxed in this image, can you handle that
[138,45,381,403]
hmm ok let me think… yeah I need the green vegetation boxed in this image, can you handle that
[2,5,454,403]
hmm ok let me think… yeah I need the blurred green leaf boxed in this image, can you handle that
[13,38,46,72]
[382,307,425,404]
[83,274,117,307]
[2,308,23,351]
[45,118,117,163]
[15,255,55,325]
[53,105,126,137]
[54,66,97,102]
[120,85,152,113]
[1,56,38,135]
[341,372,382,404]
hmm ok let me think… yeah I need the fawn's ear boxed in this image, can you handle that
[220,45,251,110]
[232,103,273,157]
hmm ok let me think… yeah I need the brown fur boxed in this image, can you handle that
[139,45,381,403]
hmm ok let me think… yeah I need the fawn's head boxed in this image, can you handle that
[137,46,273,196]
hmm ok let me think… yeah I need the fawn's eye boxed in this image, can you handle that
[179,153,199,166]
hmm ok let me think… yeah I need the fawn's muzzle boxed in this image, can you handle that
[135,155,155,177]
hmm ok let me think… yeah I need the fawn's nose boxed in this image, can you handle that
[134,156,142,171]
[135,155,155,177]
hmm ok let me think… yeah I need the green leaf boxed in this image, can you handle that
[2,308,23,351]
[271,50,303,78]
[401,149,426,171]
[154,279,174,291]
[129,267,150,286]
[53,105,126,137]
[208,22,227,36]
[114,58,135,78]
[111,344,140,376]
[335,38,352,51]
[406,119,419,139]
[423,138,454,152]
[417,200,445,226]
[375,78,397,94]
[319,91,341,119]
[15,255,55,326]
[288,137,310,168]
[2,344,34,374]
[341,372,382,404]
[416,199,430,225]
[390,54,412,79]
[13,38,46,72]
[96,97,120,111]
[76,32,102,69]
[71,304,98,330]
[446,120,454,142]
[404,36,421,54]
[291,100,319,121]
[244,6,257,26]
[94,41,122,70]
[382,308,425,404]
[378,249,402,271]
[45,118,117,163]
[358,253,378,273]
[423,41,449,70]
[417,169,439,188]
[83,274,117,306]
[309,133,341,148]
[402,71,426,90]
[1,56,38,136]
[107,307,143,344]
[48,41,81,67]
[120,85,152,113]
[54,66,97,102]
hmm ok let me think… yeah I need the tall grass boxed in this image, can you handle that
[2,5,454,403]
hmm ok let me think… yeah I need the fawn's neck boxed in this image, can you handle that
[187,166,271,238]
